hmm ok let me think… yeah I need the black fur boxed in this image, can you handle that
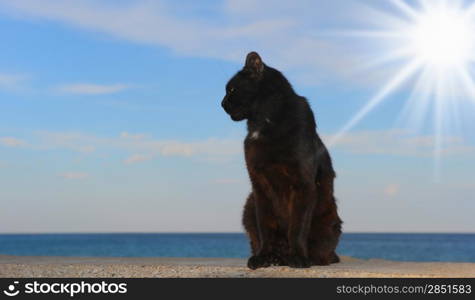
[222,52,342,269]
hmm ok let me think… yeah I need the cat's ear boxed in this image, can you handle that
[245,51,264,77]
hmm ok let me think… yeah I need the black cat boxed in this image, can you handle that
[221,52,342,269]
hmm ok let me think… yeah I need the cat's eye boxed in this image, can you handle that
[229,87,235,93]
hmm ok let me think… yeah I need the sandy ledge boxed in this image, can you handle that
[0,255,474,278]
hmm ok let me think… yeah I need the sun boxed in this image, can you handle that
[409,6,474,68]
[328,0,475,178]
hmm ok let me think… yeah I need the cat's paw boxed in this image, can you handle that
[247,255,274,270]
[286,255,311,268]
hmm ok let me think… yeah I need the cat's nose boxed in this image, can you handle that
[221,95,229,110]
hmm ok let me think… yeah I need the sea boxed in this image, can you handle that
[0,233,474,262]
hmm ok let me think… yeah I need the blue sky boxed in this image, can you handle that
[0,0,474,233]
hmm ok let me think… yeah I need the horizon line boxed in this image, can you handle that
[0,231,474,235]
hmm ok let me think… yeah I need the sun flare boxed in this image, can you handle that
[409,7,474,68]
[330,0,475,178]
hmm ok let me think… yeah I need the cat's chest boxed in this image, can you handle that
[244,139,299,185]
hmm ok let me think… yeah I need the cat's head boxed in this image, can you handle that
[221,52,266,121]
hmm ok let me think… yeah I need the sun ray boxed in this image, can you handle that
[394,67,432,132]
[433,71,445,180]
[458,65,475,103]
[390,0,420,20]
[352,48,413,73]
[328,59,421,146]
[444,68,464,136]
[321,30,406,38]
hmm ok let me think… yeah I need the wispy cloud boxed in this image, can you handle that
[115,132,241,159]
[0,0,381,86]
[59,172,88,179]
[124,154,150,165]
[34,132,96,153]
[15,131,242,162]
[120,132,146,140]
[5,129,473,162]
[324,130,475,157]
[0,72,28,90]
[56,83,130,95]
[0,137,27,147]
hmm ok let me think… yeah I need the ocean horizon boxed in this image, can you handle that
[0,233,474,262]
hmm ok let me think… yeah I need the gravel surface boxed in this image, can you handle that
[1,255,474,278]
